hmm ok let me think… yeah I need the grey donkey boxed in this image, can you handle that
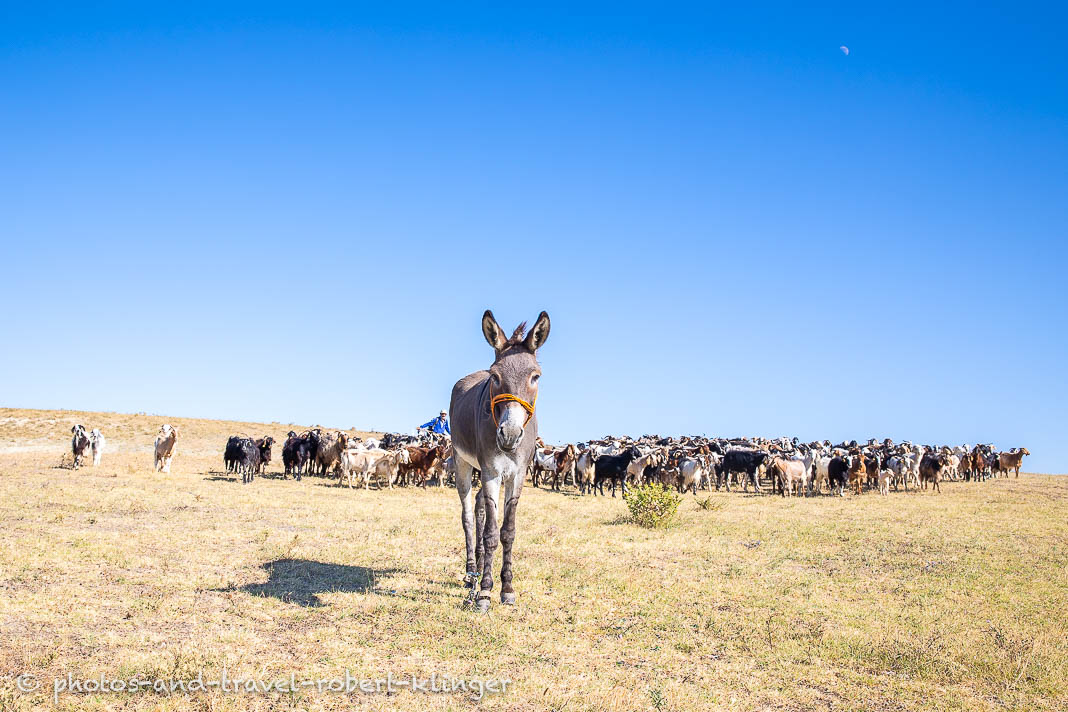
[450,309,550,613]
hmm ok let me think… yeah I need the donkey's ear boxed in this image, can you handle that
[482,310,507,352]
[525,311,550,352]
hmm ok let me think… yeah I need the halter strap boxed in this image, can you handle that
[490,393,536,427]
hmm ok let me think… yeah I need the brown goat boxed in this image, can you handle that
[315,432,345,476]
[847,449,866,495]
[998,448,1030,478]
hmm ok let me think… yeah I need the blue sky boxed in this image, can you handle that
[3,3,1066,472]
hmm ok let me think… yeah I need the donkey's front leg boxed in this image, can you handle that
[476,475,502,612]
[499,476,522,604]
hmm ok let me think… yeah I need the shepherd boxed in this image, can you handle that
[418,410,451,435]
[450,309,550,613]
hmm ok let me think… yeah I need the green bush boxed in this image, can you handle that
[624,482,682,529]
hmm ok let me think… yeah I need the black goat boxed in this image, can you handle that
[282,431,313,480]
[592,447,639,497]
[719,449,769,493]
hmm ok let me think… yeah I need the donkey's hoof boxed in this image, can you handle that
[500,591,516,605]
[475,597,491,614]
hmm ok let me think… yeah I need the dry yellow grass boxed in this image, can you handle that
[0,408,1065,712]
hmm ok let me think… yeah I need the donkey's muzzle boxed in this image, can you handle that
[496,425,524,452]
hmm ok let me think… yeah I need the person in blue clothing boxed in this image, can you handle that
[419,410,451,435]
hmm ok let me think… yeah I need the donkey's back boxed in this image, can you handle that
[450,370,489,463]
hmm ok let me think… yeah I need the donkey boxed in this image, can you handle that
[451,309,550,613]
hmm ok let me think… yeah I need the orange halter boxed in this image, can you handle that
[490,393,537,427]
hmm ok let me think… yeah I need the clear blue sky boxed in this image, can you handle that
[3,3,1066,472]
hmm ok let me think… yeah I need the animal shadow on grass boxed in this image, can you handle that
[242,471,289,481]
[203,471,289,482]
[314,480,352,489]
[235,559,401,607]
[603,514,635,526]
[535,488,584,499]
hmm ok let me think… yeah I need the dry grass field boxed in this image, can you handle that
[0,407,1065,712]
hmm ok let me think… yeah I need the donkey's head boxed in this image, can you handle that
[482,309,550,452]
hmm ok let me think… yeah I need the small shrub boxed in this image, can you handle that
[695,496,724,512]
[624,483,681,529]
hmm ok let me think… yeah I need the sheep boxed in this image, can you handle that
[878,468,891,496]
[313,431,344,476]
[89,429,105,466]
[154,425,179,473]
[71,425,91,469]
[676,457,704,495]
[337,446,411,489]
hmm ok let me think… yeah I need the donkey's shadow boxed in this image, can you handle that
[233,559,400,607]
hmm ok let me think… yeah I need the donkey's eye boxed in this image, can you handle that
[531,374,540,383]
[492,373,502,386]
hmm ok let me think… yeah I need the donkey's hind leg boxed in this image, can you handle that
[473,487,487,581]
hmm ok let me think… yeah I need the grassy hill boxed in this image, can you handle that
[0,407,381,459]
[0,408,1065,712]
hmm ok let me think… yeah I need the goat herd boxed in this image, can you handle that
[69,423,1030,498]
[224,429,452,489]
[538,435,1031,497]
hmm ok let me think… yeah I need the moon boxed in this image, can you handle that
[840,45,850,56]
